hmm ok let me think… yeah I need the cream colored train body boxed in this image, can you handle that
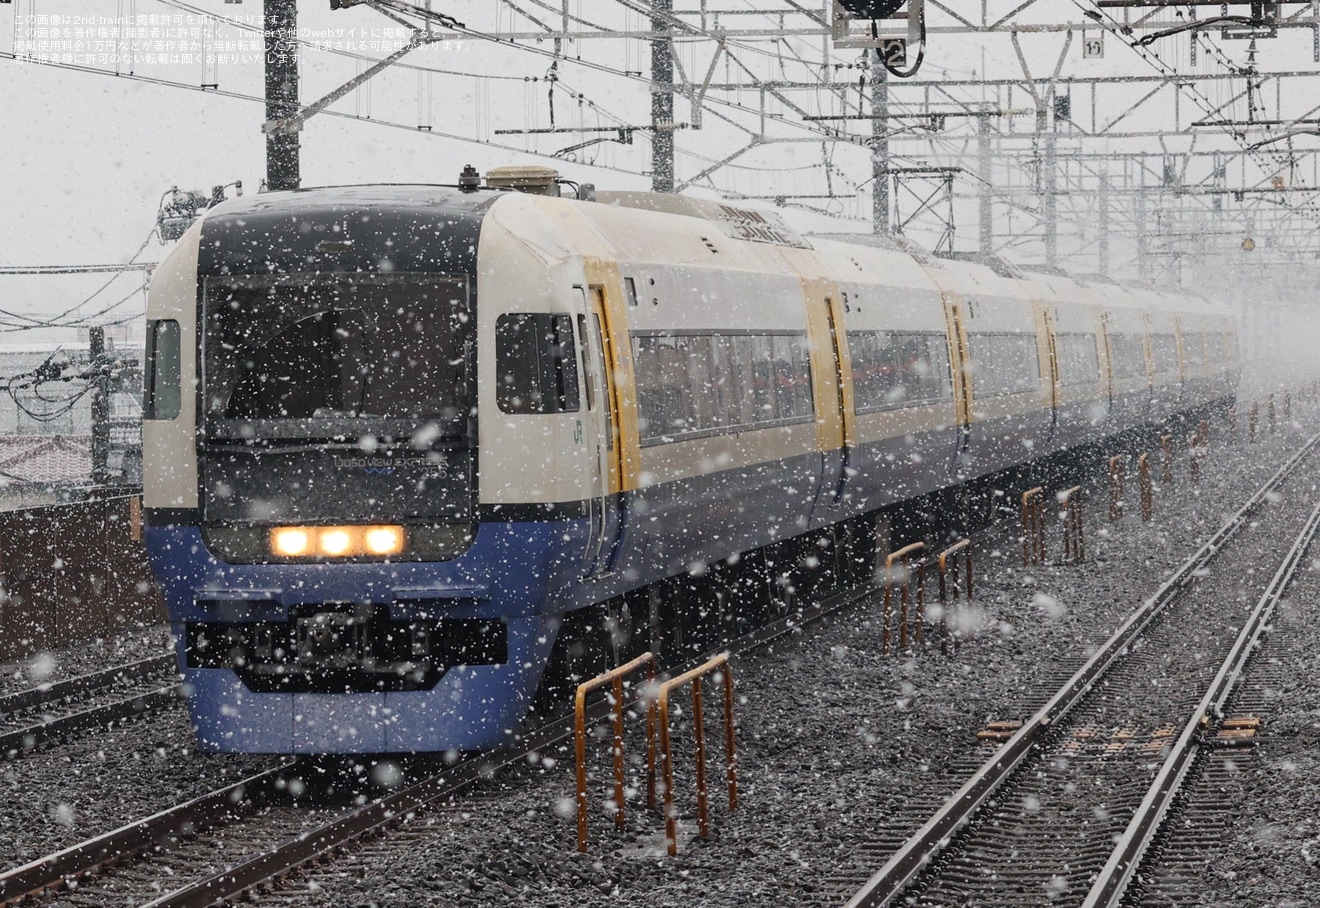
[141,182,1236,753]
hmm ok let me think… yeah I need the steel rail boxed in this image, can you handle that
[0,654,176,717]
[0,687,180,757]
[133,576,884,906]
[844,429,1320,908]
[1083,497,1320,908]
[0,544,884,907]
[138,709,601,907]
[0,764,291,905]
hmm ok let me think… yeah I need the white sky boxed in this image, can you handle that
[2,0,1318,344]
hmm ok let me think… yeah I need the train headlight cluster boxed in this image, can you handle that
[269,525,407,559]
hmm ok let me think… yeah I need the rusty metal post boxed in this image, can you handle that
[658,655,736,856]
[882,542,926,655]
[882,581,893,655]
[1138,453,1153,522]
[691,677,709,840]
[612,676,627,829]
[575,652,656,853]
[1022,487,1045,566]
[659,695,677,854]
[722,665,737,811]
[1269,394,1276,433]
[1198,419,1209,446]
[1190,433,1202,484]
[1109,455,1125,521]
[1161,435,1174,484]
[936,539,972,654]
[913,560,928,647]
[1059,486,1085,565]
[899,564,910,650]
[1285,391,1292,421]
[1249,402,1259,442]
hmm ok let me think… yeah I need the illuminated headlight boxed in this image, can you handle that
[271,527,311,557]
[267,525,408,559]
[363,525,405,556]
[319,528,353,556]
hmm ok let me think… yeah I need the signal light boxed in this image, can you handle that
[268,525,407,559]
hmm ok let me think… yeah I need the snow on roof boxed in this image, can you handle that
[0,435,91,487]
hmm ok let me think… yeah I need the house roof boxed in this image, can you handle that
[0,436,91,487]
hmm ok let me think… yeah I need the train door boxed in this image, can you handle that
[1033,303,1060,437]
[1174,316,1188,392]
[575,285,622,578]
[942,293,971,456]
[824,293,855,507]
[1099,312,1115,407]
[1141,313,1156,413]
[803,279,854,516]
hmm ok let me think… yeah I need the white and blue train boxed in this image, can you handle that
[142,167,1237,753]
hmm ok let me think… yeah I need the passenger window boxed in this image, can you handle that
[145,319,182,420]
[495,313,581,414]
[632,331,813,446]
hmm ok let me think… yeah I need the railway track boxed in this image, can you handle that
[0,655,179,758]
[0,551,888,906]
[840,430,1320,908]
[1125,607,1297,907]
[5,423,1303,906]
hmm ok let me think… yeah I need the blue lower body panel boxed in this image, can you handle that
[181,617,557,753]
[149,521,571,753]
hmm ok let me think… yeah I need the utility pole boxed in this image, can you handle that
[1135,189,1149,284]
[89,327,109,489]
[978,113,993,254]
[650,0,675,193]
[1098,174,1110,276]
[264,0,300,191]
[1043,102,1058,266]
[871,49,889,235]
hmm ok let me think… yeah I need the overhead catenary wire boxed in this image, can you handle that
[0,231,156,333]
[1072,0,1320,227]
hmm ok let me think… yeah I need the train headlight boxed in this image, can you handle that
[267,525,408,559]
[318,528,353,556]
[271,527,312,557]
[364,525,405,556]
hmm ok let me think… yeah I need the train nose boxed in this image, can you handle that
[296,611,367,664]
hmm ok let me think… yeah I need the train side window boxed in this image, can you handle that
[633,331,813,446]
[1150,333,1178,373]
[1055,333,1099,386]
[966,332,1040,397]
[624,278,639,307]
[1108,333,1146,378]
[495,313,581,414]
[145,318,182,420]
[849,330,951,413]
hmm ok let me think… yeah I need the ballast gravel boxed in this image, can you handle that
[266,411,1320,907]
[8,409,1320,906]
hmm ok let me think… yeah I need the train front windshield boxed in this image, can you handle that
[204,274,471,429]
[198,274,476,552]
